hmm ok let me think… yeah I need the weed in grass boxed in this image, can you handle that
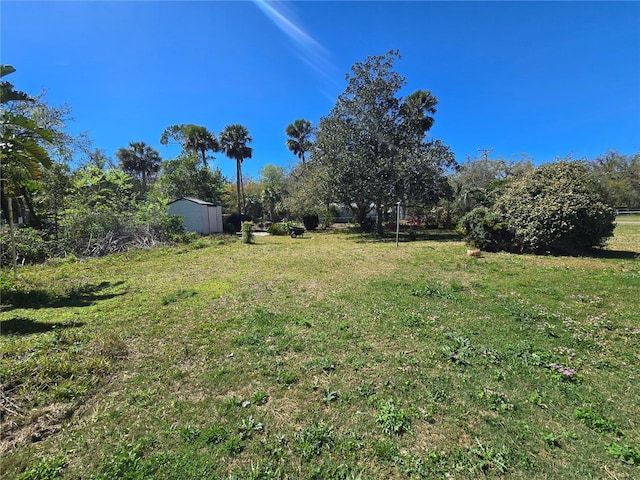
[529,390,549,409]
[94,437,157,480]
[322,387,340,403]
[468,437,509,475]
[373,439,399,462]
[251,390,269,406]
[218,396,244,414]
[202,425,229,445]
[357,380,377,407]
[161,288,197,305]
[238,415,264,440]
[412,281,458,300]
[294,422,335,459]
[477,388,515,413]
[441,334,473,365]
[605,442,640,466]
[16,456,66,480]
[376,398,411,435]
[573,407,622,436]
[275,370,298,386]
[227,460,283,480]
[178,425,200,443]
[222,435,245,455]
[541,430,561,448]
[549,363,578,382]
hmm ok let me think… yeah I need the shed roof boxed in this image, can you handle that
[168,197,218,206]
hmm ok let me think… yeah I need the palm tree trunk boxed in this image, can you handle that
[236,159,242,217]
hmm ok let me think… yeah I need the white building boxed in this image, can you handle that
[167,197,223,234]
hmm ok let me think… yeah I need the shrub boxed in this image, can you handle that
[267,223,288,236]
[458,207,509,251]
[0,226,52,266]
[241,221,254,244]
[302,214,319,231]
[494,161,615,253]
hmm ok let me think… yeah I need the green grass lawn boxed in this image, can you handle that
[1,225,639,479]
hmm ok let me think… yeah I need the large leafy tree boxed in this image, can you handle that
[160,124,219,167]
[589,150,640,209]
[153,152,226,204]
[311,51,454,233]
[285,119,314,163]
[219,124,252,216]
[259,164,286,221]
[116,141,162,195]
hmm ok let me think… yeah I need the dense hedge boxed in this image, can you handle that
[460,161,615,254]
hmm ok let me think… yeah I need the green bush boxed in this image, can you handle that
[241,221,254,244]
[494,161,615,253]
[267,223,288,236]
[458,207,509,251]
[0,226,52,266]
[302,214,319,231]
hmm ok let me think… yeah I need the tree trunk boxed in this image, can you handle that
[7,197,17,278]
[375,202,384,236]
[236,159,242,217]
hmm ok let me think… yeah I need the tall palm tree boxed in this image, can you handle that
[219,124,252,216]
[116,141,161,195]
[285,119,314,164]
[160,124,219,167]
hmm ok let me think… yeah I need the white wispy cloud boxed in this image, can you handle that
[252,0,339,97]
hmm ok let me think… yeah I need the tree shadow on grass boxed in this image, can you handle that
[1,316,85,336]
[580,249,639,260]
[351,230,463,244]
[1,281,127,311]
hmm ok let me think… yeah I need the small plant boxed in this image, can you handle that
[323,387,339,403]
[468,437,509,474]
[357,380,376,399]
[161,288,197,305]
[373,439,400,462]
[376,398,411,435]
[16,456,66,480]
[541,430,560,448]
[294,422,335,459]
[223,435,245,455]
[441,334,473,365]
[241,221,255,244]
[251,390,269,405]
[275,370,299,386]
[238,415,264,439]
[201,425,229,445]
[574,407,622,436]
[477,388,515,413]
[605,442,640,466]
[549,363,577,381]
[412,282,457,300]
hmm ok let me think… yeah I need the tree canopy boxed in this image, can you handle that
[160,124,219,167]
[116,141,162,195]
[285,119,314,163]
[308,51,455,232]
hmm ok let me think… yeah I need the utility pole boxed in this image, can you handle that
[477,148,493,161]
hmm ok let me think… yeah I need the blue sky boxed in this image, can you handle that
[2,1,639,181]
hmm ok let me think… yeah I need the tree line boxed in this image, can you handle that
[2,51,639,267]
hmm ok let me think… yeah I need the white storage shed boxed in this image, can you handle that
[168,197,223,234]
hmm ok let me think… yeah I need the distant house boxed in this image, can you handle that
[167,197,223,234]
